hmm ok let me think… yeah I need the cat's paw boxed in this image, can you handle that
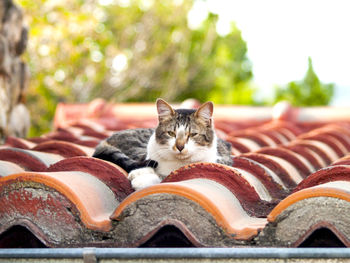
[128,167,161,191]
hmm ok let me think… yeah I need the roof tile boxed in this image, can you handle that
[111,179,267,245]
[2,100,350,248]
[32,140,94,158]
[47,156,133,201]
[257,181,350,247]
[0,148,63,171]
[1,171,119,231]
[163,162,277,217]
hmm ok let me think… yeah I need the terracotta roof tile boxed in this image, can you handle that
[240,153,300,189]
[232,156,288,198]
[0,160,24,176]
[111,179,267,245]
[0,148,63,171]
[293,164,350,193]
[227,136,260,153]
[163,162,277,217]
[282,144,324,171]
[32,140,94,158]
[257,147,315,178]
[4,136,37,149]
[3,100,350,248]
[43,130,100,147]
[333,155,350,166]
[0,170,119,247]
[257,180,350,247]
[47,156,133,201]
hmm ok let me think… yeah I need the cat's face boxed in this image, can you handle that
[154,99,215,160]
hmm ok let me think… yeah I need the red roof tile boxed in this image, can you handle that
[257,147,315,179]
[293,165,350,193]
[1,171,119,231]
[258,181,350,247]
[32,140,94,158]
[240,153,301,189]
[0,160,24,176]
[4,136,36,149]
[2,100,350,248]
[0,148,63,171]
[47,156,133,201]
[163,162,277,217]
[111,179,267,244]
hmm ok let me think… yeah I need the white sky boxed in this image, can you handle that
[190,0,350,105]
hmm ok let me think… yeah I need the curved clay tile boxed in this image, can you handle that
[240,153,302,189]
[282,144,324,171]
[71,138,100,148]
[310,123,350,141]
[299,125,350,152]
[298,133,347,158]
[27,137,51,144]
[256,130,287,145]
[256,181,350,247]
[214,121,240,134]
[4,136,36,149]
[292,139,339,165]
[61,125,109,141]
[231,132,273,147]
[32,140,94,158]
[0,148,63,171]
[45,129,78,142]
[276,127,298,141]
[47,156,133,201]
[321,130,350,152]
[0,171,119,247]
[71,123,110,139]
[257,147,315,179]
[0,160,24,177]
[94,117,130,131]
[231,156,289,200]
[110,179,267,247]
[45,129,101,148]
[333,155,350,166]
[262,120,302,138]
[293,165,350,193]
[163,162,276,217]
[225,136,253,154]
[230,137,261,153]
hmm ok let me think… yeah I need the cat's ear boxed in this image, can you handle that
[156,98,175,121]
[195,101,213,125]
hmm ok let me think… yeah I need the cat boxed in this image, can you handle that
[93,99,232,190]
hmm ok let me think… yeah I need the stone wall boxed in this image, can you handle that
[0,0,30,141]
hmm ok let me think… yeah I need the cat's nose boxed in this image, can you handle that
[176,143,185,152]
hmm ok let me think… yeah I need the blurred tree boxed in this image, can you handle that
[16,0,253,135]
[273,57,334,106]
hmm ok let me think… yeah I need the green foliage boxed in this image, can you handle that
[15,0,253,136]
[274,57,334,106]
[15,0,335,136]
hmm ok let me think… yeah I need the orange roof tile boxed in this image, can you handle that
[1,171,119,232]
[3,100,350,247]
[111,179,267,241]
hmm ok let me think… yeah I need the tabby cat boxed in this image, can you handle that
[93,99,232,190]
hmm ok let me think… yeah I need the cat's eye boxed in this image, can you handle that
[190,133,198,137]
[167,131,176,137]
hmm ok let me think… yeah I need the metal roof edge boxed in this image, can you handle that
[1,247,350,259]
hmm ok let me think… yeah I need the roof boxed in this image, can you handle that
[1,99,350,248]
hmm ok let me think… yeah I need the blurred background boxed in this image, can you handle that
[12,0,349,136]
